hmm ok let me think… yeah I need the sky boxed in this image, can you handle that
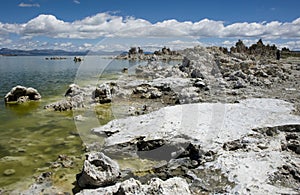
[0,0,300,51]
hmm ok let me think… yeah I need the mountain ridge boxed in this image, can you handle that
[0,48,125,56]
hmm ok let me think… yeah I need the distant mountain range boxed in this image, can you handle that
[0,48,125,56]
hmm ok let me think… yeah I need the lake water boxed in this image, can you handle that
[0,56,149,192]
[0,55,180,192]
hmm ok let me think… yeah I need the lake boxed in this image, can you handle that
[0,55,181,192]
[0,55,150,192]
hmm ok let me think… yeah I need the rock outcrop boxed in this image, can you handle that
[229,39,278,59]
[4,85,41,103]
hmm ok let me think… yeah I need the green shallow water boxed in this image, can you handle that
[0,56,179,192]
[0,56,128,191]
[0,96,85,187]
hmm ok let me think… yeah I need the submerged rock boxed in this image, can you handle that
[3,169,16,176]
[4,85,41,103]
[44,84,85,111]
[44,96,84,111]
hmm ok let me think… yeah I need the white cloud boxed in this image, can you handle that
[60,42,73,47]
[18,2,40,7]
[278,40,300,50]
[0,37,12,46]
[1,12,299,40]
[73,0,80,4]
[1,12,300,51]
[21,15,71,37]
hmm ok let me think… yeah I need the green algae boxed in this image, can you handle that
[0,95,84,191]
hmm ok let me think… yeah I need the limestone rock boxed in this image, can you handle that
[44,95,84,111]
[4,85,41,103]
[44,84,85,111]
[77,152,120,188]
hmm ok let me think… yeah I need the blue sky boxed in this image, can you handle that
[0,0,299,51]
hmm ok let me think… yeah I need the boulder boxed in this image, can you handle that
[4,85,41,103]
[77,152,120,188]
[93,84,112,104]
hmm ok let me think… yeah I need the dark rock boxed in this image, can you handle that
[122,67,128,73]
[177,143,204,162]
[74,57,83,62]
[193,80,206,88]
[191,69,204,79]
[92,84,112,104]
[179,57,190,71]
[252,126,280,136]
[287,140,300,154]
[137,139,165,151]
[286,133,298,141]
[35,172,52,184]
[65,84,81,97]
[223,139,246,151]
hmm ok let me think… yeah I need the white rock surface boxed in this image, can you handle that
[77,152,120,188]
[92,98,300,194]
[77,177,191,195]
[93,98,300,151]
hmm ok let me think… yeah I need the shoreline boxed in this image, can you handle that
[1,43,300,194]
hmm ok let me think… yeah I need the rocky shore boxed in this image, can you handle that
[7,40,300,194]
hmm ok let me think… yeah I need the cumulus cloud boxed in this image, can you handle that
[21,15,71,38]
[0,12,300,50]
[18,2,40,7]
[1,12,299,41]
[279,40,300,50]
[0,37,12,46]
